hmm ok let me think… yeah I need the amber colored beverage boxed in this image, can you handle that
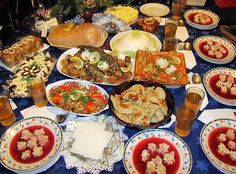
[184,87,205,113]
[164,20,177,39]
[172,0,182,20]
[28,79,48,107]
[175,105,196,137]
[163,38,177,51]
[0,96,16,126]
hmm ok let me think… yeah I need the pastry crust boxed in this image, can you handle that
[47,23,108,48]
[0,35,43,67]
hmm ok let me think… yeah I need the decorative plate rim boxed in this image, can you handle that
[200,118,236,173]
[123,129,192,174]
[203,67,236,106]
[140,3,170,17]
[193,35,236,64]
[46,79,109,116]
[110,30,162,54]
[0,117,63,172]
[56,47,135,86]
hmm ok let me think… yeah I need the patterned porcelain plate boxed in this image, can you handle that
[123,129,192,174]
[0,117,63,173]
[203,67,236,106]
[184,9,219,30]
[200,118,236,174]
[140,3,170,17]
[194,36,236,64]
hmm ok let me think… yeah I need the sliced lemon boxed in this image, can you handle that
[74,58,84,69]
[70,90,84,100]
[69,56,81,62]
[121,63,133,72]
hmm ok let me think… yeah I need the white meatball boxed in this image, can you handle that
[208,50,214,56]
[230,86,236,95]
[163,151,175,165]
[225,81,233,89]
[155,163,167,174]
[215,51,223,59]
[17,141,27,151]
[21,130,33,141]
[141,149,150,162]
[217,143,230,156]
[21,150,31,160]
[227,141,236,150]
[216,80,224,88]
[146,161,156,174]
[217,133,227,142]
[226,129,235,140]
[151,155,163,165]
[157,143,169,154]
[230,151,236,161]
[203,44,210,51]
[220,85,228,94]
[219,74,227,82]
[227,75,235,83]
[207,40,213,46]
[219,47,227,54]
[32,146,43,157]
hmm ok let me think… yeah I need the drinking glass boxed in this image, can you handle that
[172,0,182,20]
[163,37,178,51]
[0,94,16,126]
[184,87,205,114]
[175,104,196,137]
[28,78,48,107]
[164,19,178,39]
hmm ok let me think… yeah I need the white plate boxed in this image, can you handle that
[123,129,192,174]
[184,9,219,30]
[46,79,109,116]
[0,117,63,173]
[200,118,236,174]
[140,3,170,17]
[203,67,236,106]
[56,48,135,86]
[110,30,162,57]
[194,36,236,64]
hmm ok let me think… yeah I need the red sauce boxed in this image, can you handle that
[10,125,55,164]
[209,74,236,100]
[132,137,180,174]
[208,127,236,166]
[188,12,213,25]
[199,41,228,59]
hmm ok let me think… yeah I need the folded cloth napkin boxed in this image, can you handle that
[176,26,189,42]
[220,25,236,46]
[177,49,197,70]
[20,105,76,126]
[215,0,236,8]
[185,72,209,111]
[198,109,236,124]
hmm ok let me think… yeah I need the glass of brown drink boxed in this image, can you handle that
[28,78,48,107]
[175,104,196,137]
[172,0,182,20]
[163,38,178,51]
[164,19,178,39]
[0,95,16,126]
[185,87,205,114]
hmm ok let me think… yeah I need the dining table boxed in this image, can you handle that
[0,3,236,174]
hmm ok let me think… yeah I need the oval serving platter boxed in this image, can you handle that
[200,118,236,174]
[194,36,236,64]
[46,79,109,116]
[140,3,170,17]
[184,9,219,30]
[0,117,63,173]
[203,67,236,106]
[56,47,135,86]
[109,80,174,129]
[123,129,192,174]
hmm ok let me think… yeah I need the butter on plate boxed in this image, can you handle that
[70,121,113,160]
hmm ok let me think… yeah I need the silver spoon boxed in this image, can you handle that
[192,73,202,84]
[56,113,69,124]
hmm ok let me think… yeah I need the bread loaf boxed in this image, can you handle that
[47,23,108,48]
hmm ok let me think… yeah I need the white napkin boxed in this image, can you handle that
[20,105,76,126]
[10,99,17,110]
[159,114,176,128]
[185,72,209,111]
[176,26,189,42]
[177,49,197,70]
[160,17,168,26]
[198,109,236,124]
[0,44,50,72]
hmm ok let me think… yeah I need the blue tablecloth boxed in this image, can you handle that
[0,6,236,174]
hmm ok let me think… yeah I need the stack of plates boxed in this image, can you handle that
[0,117,63,174]
[184,9,220,30]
